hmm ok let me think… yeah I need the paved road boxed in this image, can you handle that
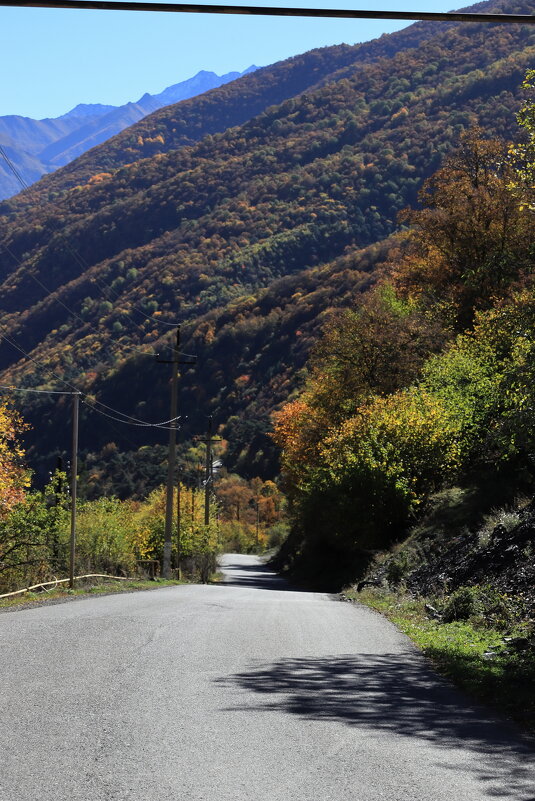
[1,554,534,801]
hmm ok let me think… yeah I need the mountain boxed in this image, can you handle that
[148,66,258,107]
[0,0,533,485]
[59,104,119,120]
[0,67,258,200]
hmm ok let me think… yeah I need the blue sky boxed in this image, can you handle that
[2,1,460,119]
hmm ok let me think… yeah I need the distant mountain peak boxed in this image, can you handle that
[148,66,258,108]
[0,65,259,200]
[60,103,116,120]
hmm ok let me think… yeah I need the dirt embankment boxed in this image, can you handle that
[363,493,535,619]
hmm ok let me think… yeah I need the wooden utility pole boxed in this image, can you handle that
[204,416,213,527]
[194,420,221,529]
[157,327,196,579]
[163,328,179,579]
[69,393,80,589]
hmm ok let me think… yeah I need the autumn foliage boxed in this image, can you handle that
[273,118,535,587]
[0,401,29,515]
[1,5,534,481]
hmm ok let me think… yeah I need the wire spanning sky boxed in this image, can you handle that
[1,0,458,119]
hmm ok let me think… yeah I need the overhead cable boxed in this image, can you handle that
[0,328,179,428]
[1,242,155,358]
[0,383,78,395]
[0,2,534,25]
[0,145,178,333]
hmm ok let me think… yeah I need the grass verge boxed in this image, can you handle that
[0,578,183,610]
[347,586,535,736]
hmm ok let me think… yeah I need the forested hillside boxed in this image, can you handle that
[274,116,535,586]
[1,0,534,486]
[0,67,257,200]
[0,7,463,205]
[266,86,535,731]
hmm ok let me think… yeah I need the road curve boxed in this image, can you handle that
[1,553,534,801]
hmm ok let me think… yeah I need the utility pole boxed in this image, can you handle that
[162,328,178,580]
[204,416,213,527]
[195,418,221,528]
[157,326,196,579]
[69,393,80,589]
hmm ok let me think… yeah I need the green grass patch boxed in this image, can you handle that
[349,586,535,734]
[0,578,183,609]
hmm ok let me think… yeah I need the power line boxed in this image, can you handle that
[0,198,186,427]
[36,211,179,331]
[0,383,78,395]
[0,2,534,25]
[0,242,155,358]
[81,400,182,429]
[0,377,183,429]
[0,146,178,334]
[0,144,27,188]
[0,325,81,394]
[0,384,78,395]
[0,327,181,428]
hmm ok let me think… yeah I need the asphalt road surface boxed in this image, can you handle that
[1,554,534,801]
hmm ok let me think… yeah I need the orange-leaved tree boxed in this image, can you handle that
[0,401,29,515]
[394,129,535,326]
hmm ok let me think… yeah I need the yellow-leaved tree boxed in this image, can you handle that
[0,401,29,515]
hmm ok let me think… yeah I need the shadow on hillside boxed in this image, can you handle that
[216,652,535,799]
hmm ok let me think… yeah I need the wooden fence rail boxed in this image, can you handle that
[0,574,132,600]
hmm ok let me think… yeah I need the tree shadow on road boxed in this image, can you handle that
[218,558,312,593]
[216,652,535,799]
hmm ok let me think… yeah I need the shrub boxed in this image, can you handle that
[385,551,414,585]
[266,522,290,549]
[75,497,137,575]
[0,493,69,593]
[442,586,482,622]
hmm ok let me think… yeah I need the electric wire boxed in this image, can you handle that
[1,108,190,440]
[0,144,178,333]
[0,327,180,428]
[40,212,179,331]
[0,240,156,358]
[80,394,154,452]
[0,41,194,434]
[0,383,78,395]
[0,1,534,25]
[0,149,187,425]
[0,375,182,429]
[0,324,81,393]
[81,400,181,429]
[0,145,27,189]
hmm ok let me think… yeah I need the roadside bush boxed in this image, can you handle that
[0,492,69,593]
[441,584,526,629]
[298,388,463,557]
[75,497,137,576]
[478,504,524,546]
[385,550,414,586]
[218,519,267,553]
[265,521,290,549]
[442,586,483,622]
